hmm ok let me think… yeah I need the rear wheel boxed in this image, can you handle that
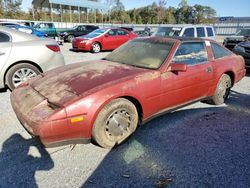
[6,63,41,91]
[67,35,75,43]
[207,74,232,105]
[92,98,138,148]
[91,42,101,53]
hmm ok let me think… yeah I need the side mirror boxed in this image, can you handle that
[104,34,109,37]
[170,63,187,72]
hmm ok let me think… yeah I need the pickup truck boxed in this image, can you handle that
[33,22,67,43]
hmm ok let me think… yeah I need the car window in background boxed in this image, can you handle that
[173,42,208,65]
[197,27,205,37]
[153,27,182,37]
[206,27,214,37]
[108,29,117,36]
[183,28,195,37]
[78,26,86,31]
[83,29,108,38]
[235,29,250,36]
[104,38,174,69]
[0,32,10,42]
[117,29,128,36]
[211,43,232,59]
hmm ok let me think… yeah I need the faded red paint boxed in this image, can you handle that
[11,37,246,147]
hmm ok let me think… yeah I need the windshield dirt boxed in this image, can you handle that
[104,38,174,69]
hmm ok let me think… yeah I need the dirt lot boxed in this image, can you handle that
[0,43,249,187]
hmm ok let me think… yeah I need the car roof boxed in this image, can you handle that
[137,36,216,43]
[0,26,39,42]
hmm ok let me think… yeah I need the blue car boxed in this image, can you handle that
[5,24,48,38]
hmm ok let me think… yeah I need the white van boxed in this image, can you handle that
[153,25,216,40]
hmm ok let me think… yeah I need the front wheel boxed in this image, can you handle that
[92,98,138,148]
[6,63,41,91]
[208,74,232,105]
[91,42,101,53]
[67,35,74,43]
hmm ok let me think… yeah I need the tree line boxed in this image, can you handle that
[0,0,217,24]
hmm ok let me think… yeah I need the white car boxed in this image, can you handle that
[0,26,65,90]
[153,25,216,40]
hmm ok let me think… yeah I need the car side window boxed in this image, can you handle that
[78,26,86,31]
[0,32,10,42]
[108,29,117,36]
[117,29,129,36]
[197,27,205,37]
[211,43,232,59]
[183,28,194,37]
[206,27,214,37]
[172,42,208,65]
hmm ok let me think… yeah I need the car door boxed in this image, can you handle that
[160,41,213,109]
[116,29,130,47]
[102,29,118,50]
[0,32,12,72]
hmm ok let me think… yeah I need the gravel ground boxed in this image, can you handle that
[0,43,249,188]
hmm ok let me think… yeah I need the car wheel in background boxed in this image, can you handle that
[67,35,75,43]
[91,42,101,53]
[6,63,41,91]
[92,98,138,148]
[207,74,232,105]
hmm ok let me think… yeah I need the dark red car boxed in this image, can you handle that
[72,28,137,53]
[11,37,246,148]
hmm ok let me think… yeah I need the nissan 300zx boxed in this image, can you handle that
[11,37,246,148]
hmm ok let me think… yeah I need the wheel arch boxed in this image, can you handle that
[4,60,43,86]
[224,70,235,86]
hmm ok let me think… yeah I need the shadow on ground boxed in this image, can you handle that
[0,134,54,187]
[83,91,250,188]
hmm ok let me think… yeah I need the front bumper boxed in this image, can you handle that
[72,42,92,51]
[10,86,91,147]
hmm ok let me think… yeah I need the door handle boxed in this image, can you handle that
[0,52,5,56]
[206,67,212,73]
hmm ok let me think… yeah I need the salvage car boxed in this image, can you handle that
[72,28,137,53]
[11,37,246,148]
[233,39,250,70]
[223,28,250,51]
[0,26,65,90]
[59,25,99,43]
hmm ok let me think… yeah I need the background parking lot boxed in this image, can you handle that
[0,43,249,187]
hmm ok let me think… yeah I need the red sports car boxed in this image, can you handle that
[72,28,137,53]
[11,37,246,148]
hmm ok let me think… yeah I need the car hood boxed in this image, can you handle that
[30,60,148,106]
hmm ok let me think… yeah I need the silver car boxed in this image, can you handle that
[0,26,65,90]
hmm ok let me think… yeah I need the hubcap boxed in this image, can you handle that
[12,68,37,87]
[218,79,230,100]
[105,109,132,141]
[93,44,100,52]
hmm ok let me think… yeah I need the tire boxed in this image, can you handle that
[6,63,41,91]
[91,42,101,53]
[207,74,232,105]
[67,35,75,43]
[92,98,138,148]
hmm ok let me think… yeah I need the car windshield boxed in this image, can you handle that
[104,38,174,70]
[153,27,182,37]
[82,29,108,38]
[235,29,250,36]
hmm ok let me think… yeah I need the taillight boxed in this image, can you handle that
[46,45,60,52]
